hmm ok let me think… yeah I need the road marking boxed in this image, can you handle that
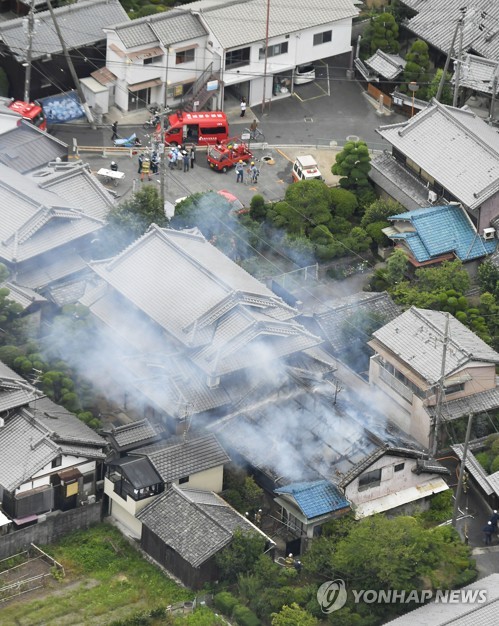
[275,148,294,163]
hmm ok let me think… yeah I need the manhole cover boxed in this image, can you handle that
[304,117,313,123]
[346,135,359,142]
[262,156,273,163]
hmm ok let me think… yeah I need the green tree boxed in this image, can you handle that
[363,12,400,55]
[215,530,265,583]
[478,260,499,299]
[332,142,371,190]
[402,40,430,100]
[361,198,404,228]
[106,186,168,252]
[366,221,391,247]
[271,603,318,626]
[416,260,470,294]
[267,181,332,236]
[386,249,408,284]
[329,187,358,219]
[249,194,267,221]
[426,69,453,105]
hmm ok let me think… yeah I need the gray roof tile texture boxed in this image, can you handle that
[371,307,499,384]
[377,101,499,210]
[138,485,262,567]
[187,0,358,49]
[0,123,67,173]
[426,386,499,421]
[0,0,128,62]
[134,433,230,482]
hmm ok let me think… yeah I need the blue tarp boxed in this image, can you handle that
[39,91,85,123]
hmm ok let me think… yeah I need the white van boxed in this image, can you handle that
[292,155,323,182]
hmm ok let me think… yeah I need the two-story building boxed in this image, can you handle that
[97,0,359,114]
[372,100,499,232]
[368,307,499,448]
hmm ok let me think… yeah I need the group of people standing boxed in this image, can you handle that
[167,145,195,172]
[137,151,160,182]
[235,160,259,184]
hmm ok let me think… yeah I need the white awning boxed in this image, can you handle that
[128,79,162,92]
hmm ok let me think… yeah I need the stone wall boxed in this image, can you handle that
[0,503,102,560]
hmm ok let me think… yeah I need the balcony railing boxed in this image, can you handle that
[377,362,414,403]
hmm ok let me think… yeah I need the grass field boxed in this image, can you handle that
[0,523,192,626]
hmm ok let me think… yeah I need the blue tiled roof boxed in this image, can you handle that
[275,480,350,520]
[389,205,496,263]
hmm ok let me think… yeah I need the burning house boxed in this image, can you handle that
[79,225,335,430]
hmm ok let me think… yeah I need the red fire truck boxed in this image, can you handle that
[207,136,253,172]
[164,110,229,146]
[8,100,47,131]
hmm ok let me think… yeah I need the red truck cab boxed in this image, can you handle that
[165,110,229,146]
[8,100,47,131]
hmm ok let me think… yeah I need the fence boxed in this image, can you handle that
[0,543,64,603]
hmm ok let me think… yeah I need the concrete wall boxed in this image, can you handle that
[174,466,224,493]
[0,502,102,560]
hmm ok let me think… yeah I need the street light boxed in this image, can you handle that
[408,81,419,118]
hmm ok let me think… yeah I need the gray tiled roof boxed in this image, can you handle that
[104,419,164,452]
[0,0,128,62]
[0,123,67,173]
[383,573,499,625]
[369,152,430,211]
[150,11,207,48]
[187,0,359,50]
[457,54,499,95]
[426,386,499,421]
[371,307,499,384]
[134,433,230,482]
[1,281,47,310]
[16,253,90,290]
[0,360,43,412]
[0,410,60,491]
[0,164,104,265]
[365,50,406,80]
[377,101,499,210]
[314,291,401,353]
[403,0,499,61]
[138,485,265,567]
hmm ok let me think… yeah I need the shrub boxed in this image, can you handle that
[232,604,260,626]
[214,591,239,616]
[249,194,266,221]
[0,345,22,367]
[490,455,499,474]
[475,451,492,473]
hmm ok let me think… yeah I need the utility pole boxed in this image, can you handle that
[436,9,466,103]
[452,412,473,528]
[489,72,498,125]
[23,0,36,103]
[261,0,271,114]
[159,48,170,206]
[45,0,95,128]
[431,313,450,457]
[452,16,464,107]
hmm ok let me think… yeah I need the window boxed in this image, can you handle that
[225,47,251,69]
[313,30,332,46]
[176,48,195,64]
[358,468,382,491]
[144,55,163,65]
[200,126,227,135]
[394,463,405,472]
[445,382,465,395]
[51,456,62,468]
[259,41,288,59]
[179,476,189,484]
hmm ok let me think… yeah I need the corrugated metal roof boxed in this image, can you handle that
[377,101,499,210]
[369,152,430,211]
[134,433,230,482]
[372,307,499,384]
[0,123,67,173]
[383,573,499,625]
[451,444,494,496]
[187,0,358,50]
[404,0,499,61]
[388,205,497,262]
[138,485,267,567]
[275,480,349,519]
[0,0,128,62]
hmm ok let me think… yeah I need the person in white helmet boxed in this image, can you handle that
[110,161,118,172]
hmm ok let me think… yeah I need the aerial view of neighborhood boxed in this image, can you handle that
[1,0,499,624]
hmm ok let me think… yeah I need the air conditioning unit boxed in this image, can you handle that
[483,227,496,240]
[428,190,438,203]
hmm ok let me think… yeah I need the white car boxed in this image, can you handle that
[294,63,316,85]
